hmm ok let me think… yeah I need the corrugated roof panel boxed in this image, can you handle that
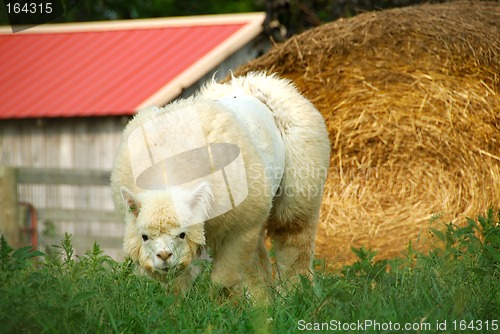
[0,14,264,119]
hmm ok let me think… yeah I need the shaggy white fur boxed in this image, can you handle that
[111,72,330,300]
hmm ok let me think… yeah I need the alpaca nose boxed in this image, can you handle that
[156,250,172,261]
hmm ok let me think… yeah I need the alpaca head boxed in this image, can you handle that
[120,182,213,276]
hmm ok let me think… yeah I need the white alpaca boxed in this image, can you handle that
[111,72,330,299]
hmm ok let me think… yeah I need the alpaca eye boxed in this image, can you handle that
[179,232,186,239]
[141,234,149,241]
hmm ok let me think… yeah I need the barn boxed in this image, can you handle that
[0,13,268,258]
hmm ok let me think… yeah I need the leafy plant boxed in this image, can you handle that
[0,209,498,333]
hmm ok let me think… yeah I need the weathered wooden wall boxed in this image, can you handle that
[0,117,127,258]
[0,167,19,247]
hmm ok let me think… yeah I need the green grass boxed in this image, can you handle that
[1,209,499,333]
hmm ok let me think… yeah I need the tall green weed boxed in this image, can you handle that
[0,210,498,333]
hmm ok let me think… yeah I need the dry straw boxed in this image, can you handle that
[235,1,500,265]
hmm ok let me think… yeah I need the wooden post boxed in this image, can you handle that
[0,166,19,248]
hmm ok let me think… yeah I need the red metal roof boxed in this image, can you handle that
[0,13,264,119]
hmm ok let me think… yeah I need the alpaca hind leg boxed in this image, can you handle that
[269,210,319,284]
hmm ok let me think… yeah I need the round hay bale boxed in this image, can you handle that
[235,1,500,265]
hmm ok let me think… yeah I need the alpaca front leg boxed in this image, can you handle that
[210,227,271,301]
[257,228,272,283]
[171,247,211,295]
[170,263,203,295]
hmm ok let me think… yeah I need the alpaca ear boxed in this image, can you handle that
[186,182,213,224]
[173,182,213,226]
[121,186,141,218]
